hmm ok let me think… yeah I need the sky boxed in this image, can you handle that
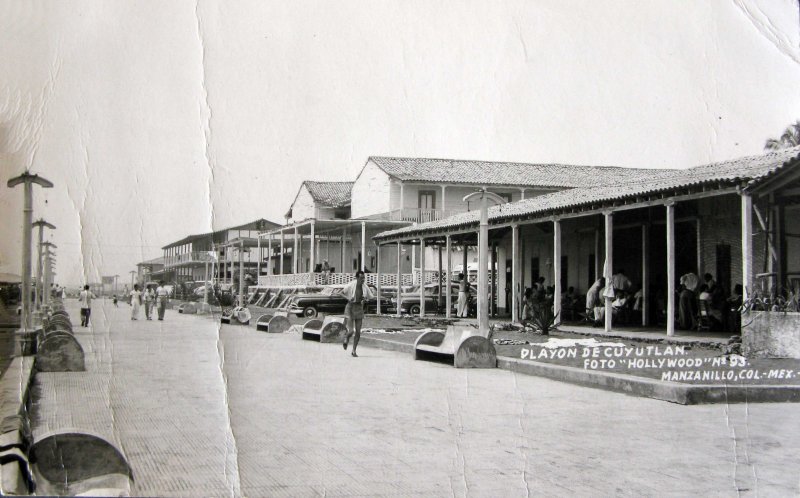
[1,0,799,287]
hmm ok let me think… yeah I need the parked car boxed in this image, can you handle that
[390,283,463,315]
[286,286,391,318]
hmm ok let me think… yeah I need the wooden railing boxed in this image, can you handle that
[365,208,454,223]
[257,270,476,288]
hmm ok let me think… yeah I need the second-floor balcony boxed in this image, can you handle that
[363,208,454,224]
[164,251,215,268]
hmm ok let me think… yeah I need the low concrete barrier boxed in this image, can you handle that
[30,431,133,496]
[36,333,85,372]
[414,325,497,368]
[301,316,347,342]
[0,357,35,495]
[220,307,252,325]
[255,311,291,333]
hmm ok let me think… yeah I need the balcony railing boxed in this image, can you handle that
[256,270,473,288]
[163,252,215,268]
[363,208,454,223]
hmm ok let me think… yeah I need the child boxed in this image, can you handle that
[113,294,119,307]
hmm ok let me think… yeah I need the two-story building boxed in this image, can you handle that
[159,218,280,285]
[373,146,800,335]
[257,156,677,290]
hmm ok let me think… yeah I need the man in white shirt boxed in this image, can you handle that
[78,285,97,327]
[155,281,170,321]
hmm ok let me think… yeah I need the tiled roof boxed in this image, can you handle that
[162,218,279,249]
[374,147,800,240]
[304,181,353,208]
[368,156,679,188]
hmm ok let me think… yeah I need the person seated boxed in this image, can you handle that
[678,272,699,330]
[585,277,606,326]
[612,269,632,294]
[632,286,643,311]
[723,284,743,333]
[697,285,723,331]
[562,286,580,320]
[521,288,535,324]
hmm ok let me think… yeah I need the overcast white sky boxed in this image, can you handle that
[1,0,799,287]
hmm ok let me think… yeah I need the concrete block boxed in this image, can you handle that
[30,432,133,496]
[36,333,85,372]
[742,311,800,358]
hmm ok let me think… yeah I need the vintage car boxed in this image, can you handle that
[286,286,391,318]
[390,283,467,315]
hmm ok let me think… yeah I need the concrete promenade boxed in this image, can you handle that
[30,300,800,496]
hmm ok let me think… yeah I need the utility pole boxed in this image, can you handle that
[129,270,137,290]
[7,171,54,332]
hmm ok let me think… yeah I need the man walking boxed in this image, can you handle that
[78,284,96,327]
[143,285,155,320]
[342,270,373,357]
[156,281,169,321]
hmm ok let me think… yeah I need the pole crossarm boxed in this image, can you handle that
[7,171,54,189]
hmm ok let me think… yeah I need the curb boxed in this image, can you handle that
[353,336,800,405]
[0,355,36,495]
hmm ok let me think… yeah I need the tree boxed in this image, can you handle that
[765,120,800,151]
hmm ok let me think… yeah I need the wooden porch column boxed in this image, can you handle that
[293,226,299,274]
[553,219,562,326]
[438,244,443,314]
[511,223,520,322]
[594,228,601,280]
[519,188,526,200]
[279,230,284,275]
[604,211,613,332]
[267,235,272,275]
[376,244,382,315]
[310,221,316,274]
[257,235,261,279]
[666,201,676,336]
[490,242,497,317]
[742,193,753,300]
[445,235,452,318]
[419,238,426,317]
[341,228,347,273]
[641,224,648,327]
[396,242,403,317]
[361,221,366,271]
[696,219,702,275]
[462,238,469,280]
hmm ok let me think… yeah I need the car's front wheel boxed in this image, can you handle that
[303,306,318,318]
[409,304,421,315]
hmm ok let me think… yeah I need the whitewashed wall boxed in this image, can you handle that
[351,160,392,218]
[291,185,317,221]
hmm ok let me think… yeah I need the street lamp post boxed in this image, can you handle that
[462,190,506,335]
[113,275,120,297]
[41,242,57,307]
[32,219,56,313]
[129,270,137,291]
[7,171,54,332]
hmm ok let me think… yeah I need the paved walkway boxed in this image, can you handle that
[31,300,800,496]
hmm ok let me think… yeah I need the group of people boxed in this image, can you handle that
[128,282,170,321]
[677,272,742,332]
[584,269,642,326]
[75,281,170,327]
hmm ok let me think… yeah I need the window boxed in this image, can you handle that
[498,192,512,203]
[418,190,436,210]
